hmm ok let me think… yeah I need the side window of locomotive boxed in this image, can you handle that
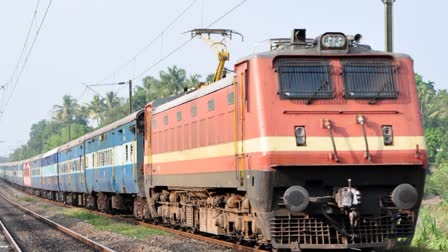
[227,92,234,105]
[208,99,215,112]
[153,119,157,129]
[342,59,398,100]
[275,59,333,100]
[191,104,197,117]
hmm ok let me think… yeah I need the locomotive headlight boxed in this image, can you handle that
[295,126,306,146]
[382,125,393,145]
[321,33,347,49]
[391,184,418,209]
[284,185,310,212]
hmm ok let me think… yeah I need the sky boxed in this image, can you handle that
[0,0,446,156]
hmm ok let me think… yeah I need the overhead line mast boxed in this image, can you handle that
[382,0,395,52]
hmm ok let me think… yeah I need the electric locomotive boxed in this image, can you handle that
[141,29,426,251]
[0,29,426,252]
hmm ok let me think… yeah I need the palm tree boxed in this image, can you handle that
[416,74,448,127]
[105,91,120,111]
[159,65,186,94]
[185,74,202,88]
[53,95,80,124]
[87,95,106,126]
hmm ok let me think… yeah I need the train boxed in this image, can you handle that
[0,29,426,251]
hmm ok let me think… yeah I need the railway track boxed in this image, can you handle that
[37,198,263,252]
[100,213,265,252]
[0,181,264,252]
[0,192,115,252]
[0,219,20,252]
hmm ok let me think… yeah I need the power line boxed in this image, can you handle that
[1,0,41,114]
[97,0,200,83]
[1,0,53,120]
[205,0,248,28]
[9,0,41,86]
[131,0,249,81]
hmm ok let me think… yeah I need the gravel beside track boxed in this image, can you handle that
[0,194,97,252]
[0,181,235,252]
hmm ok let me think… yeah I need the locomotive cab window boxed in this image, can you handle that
[342,59,398,101]
[275,59,333,101]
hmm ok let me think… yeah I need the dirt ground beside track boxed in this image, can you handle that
[0,181,235,252]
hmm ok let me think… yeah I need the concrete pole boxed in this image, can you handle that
[383,0,395,52]
[128,80,133,114]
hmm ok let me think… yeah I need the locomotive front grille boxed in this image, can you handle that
[270,213,414,247]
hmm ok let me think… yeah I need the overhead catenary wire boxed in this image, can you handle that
[0,0,41,115]
[79,0,249,110]
[97,0,200,83]
[9,0,41,86]
[131,0,249,81]
[1,0,54,120]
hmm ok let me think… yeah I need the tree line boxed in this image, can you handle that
[5,65,213,161]
[417,74,448,200]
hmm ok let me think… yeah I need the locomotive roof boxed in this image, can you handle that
[151,75,235,115]
[237,43,412,63]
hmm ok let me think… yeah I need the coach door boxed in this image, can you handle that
[144,106,153,188]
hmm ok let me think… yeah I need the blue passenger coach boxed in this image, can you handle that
[84,110,145,211]
[0,110,145,213]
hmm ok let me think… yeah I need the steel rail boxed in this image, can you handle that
[0,193,116,252]
[0,220,22,252]
[99,213,264,252]
[50,200,263,252]
[0,181,265,252]
[12,192,264,252]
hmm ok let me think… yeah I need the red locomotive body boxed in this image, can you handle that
[143,30,426,251]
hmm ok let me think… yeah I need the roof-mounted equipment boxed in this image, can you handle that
[188,29,243,83]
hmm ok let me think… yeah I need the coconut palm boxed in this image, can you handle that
[159,65,186,94]
[87,95,106,126]
[185,74,202,88]
[105,91,121,111]
[53,95,80,124]
[416,74,448,127]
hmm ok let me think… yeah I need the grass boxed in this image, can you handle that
[63,208,168,238]
[407,201,448,251]
[21,196,37,203]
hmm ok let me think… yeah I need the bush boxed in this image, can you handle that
[425,163,448,200]
[412,203,448,250]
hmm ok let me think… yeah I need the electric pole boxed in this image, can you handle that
[382,0,395,52]
[128,80,133,114]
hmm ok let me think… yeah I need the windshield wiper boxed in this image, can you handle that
[306,79,329,104]
[368,81,394,104]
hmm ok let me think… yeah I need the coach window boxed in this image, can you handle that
[125,145,129,161]
[208,99,215,112]
[177,111,182,121]
[130,144,134,162]
[164,115,169,125]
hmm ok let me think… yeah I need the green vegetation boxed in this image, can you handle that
[21,196,37,203]
[7,65,207,161]
[63,208,168,238]
[412,203,448,251]
[410,75,448,251]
